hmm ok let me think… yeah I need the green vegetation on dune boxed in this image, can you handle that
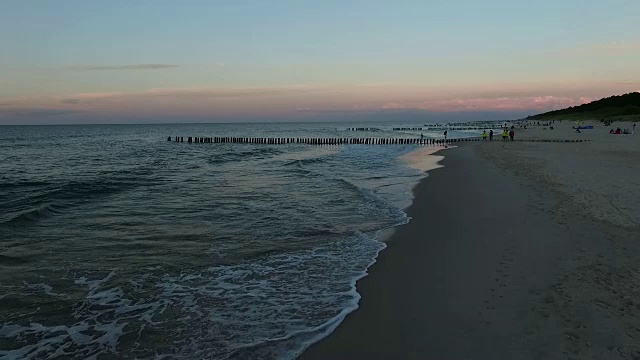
[527,92,640,121]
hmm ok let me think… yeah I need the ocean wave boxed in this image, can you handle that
[207,147,285,164]
[0,236,386,359]
[333,177,389,205]
[287,228,348,238]
[0,170,161,226]
[156,235,386,359]
[0,180,51,188]
[1,204,61,226]
[0,288,132,359]
[283,157,327,167]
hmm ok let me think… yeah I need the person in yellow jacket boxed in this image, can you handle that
[482,130,487,140]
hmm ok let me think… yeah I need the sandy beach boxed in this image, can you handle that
[301,120,639,359]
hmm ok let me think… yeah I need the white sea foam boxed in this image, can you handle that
[149,233,387,359]
[0,234,392,359]
[1,271,167,359]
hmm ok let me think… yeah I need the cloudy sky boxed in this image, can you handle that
[1,0,639,124]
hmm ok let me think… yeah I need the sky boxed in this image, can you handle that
[1,0,640,124]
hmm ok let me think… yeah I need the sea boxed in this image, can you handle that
[0,122,475,359]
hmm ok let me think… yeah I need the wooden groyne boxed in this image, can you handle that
[391,127,499,131]
[425,127,501,131]
[347,127,380,131]
[167,136,483,145]
[166,137,588,144]
[513,139,589,143]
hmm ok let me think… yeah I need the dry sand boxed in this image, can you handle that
[301,120,639,359]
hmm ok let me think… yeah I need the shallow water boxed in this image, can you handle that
[0,122,472,359]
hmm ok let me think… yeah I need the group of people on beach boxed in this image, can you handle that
[609,124,634,134]
[482,128,514,141]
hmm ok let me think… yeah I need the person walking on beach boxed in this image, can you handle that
[482,130,487,140]
[634,123,636,134]
[489,129,494,141]
[509,129,515,141]
[444,130,448,146]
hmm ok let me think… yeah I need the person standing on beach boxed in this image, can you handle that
[489,129,494,141]
[482,130,487,140]
[634,123,636,134]
[444,130,448,146]
[509,129,515,141]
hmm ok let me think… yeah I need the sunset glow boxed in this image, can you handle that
[1,1,639,124]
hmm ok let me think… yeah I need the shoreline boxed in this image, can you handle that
[379,144,453,243]
[367,144,454,245]
[300,126,640,359]
[399,145,448,173]
[300,143,557,359]
[301,144,535,359]
[290,144,451,359]
[292,144,452,358]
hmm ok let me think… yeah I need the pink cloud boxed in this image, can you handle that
[67,92,123,100]
[0,82,629,120]
[381,102,402,109]
[381,96,592,112]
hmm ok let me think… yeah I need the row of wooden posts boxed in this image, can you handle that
[349,127,501,131]
[425,127,500,131]
[512,139,589,143]
[167,137,588,144]
[395,127,505,131]
[167,136,482,145]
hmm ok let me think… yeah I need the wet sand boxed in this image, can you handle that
[301,121,639,359]
[399,145,446,173]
